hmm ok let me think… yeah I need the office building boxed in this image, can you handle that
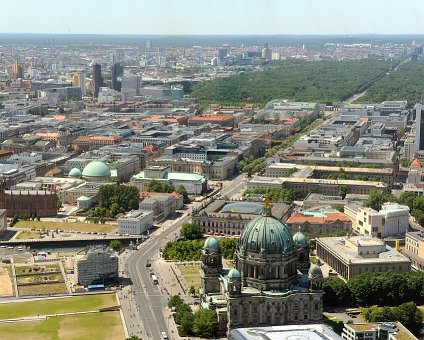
[415,93,424,151]
[11,60,24,79]
[111,63,124,91]
[404,231,424,271]
[117,210,153,235]
[73,71,86,96]
[92,63,102,97]
[139,192,183,222]
[316,236,411,280]
[342,322,417,340]
[345,203,409,238]
[75,245,118,286]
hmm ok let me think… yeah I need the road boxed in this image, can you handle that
[221,173,246,200]
[123,211,192,340]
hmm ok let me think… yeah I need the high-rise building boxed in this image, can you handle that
[218,48,228,60]
[414,93,424,151]
[261,43,271,60]
[92,63,102,97]
[121,75,142,100]
[111,63,124,91]
[73,71,86,96]
[11,60,24,79]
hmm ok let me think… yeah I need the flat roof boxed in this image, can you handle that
[229,324,342,340]
[317,236,410,265]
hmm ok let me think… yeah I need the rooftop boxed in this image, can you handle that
[317,236,410,265]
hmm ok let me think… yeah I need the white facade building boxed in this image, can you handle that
[348,202,409,238]
[117,210,153,235]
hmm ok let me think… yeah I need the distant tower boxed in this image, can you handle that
[111,63,123,91]
[261,43,271,60]
[146,39,152,50]
[12,60,24,79]
[92,63,102,97]
[73,71,86,96]
[414,91,424,152]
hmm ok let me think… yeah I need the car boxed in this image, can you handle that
[0,245,6,248]
[161,331,168,340]
[7,246,13,249]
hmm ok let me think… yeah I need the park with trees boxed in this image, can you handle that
[190,59,392,106]
[87,183,139,218]
[168,295,218,338]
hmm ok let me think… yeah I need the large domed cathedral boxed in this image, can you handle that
[200,198,323,334]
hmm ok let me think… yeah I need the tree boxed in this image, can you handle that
[393,302,423,333]
[179,309,195,336]
[192,308,218,338]
[365,190,396,211]
[399,191,417,210]
[220,238,238,259]
[176,185,190,204]
[322,277,352,307]
[109,240,122,251]
[56,195,62,210]
[168,295,185,309]
[147,180,175,193]
[400,157,412,167]
[189,285,196,295]
[180,223,203,240]
[10,215,19,227]
[126,336,141,340]
[91,184,139,218]
[338,185,348,199]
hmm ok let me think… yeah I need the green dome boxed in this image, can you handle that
[69,168,82,178]
[82,161,111,178]
[204,236,220,251]
[239,215,294,255]
[293,230,308,246]
[308,264,323,280]
[227,268,241,281]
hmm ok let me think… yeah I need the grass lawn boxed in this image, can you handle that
[0,311,125,340]
[16,231,41,239]
[178,265,200,276]
[0,294,117,319]
[15,220,116,233]
[18,283,68,296]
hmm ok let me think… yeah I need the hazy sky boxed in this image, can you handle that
[1,0,423,35]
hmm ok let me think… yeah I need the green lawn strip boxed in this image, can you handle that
[0,311,124,340]
[0,294,117,319]
[15,220,116,233]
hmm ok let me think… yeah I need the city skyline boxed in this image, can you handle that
[1,0,424,36]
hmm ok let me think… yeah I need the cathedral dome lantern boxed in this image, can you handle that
[238,197,295,256]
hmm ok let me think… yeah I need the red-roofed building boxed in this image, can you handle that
[72,135,121,151]
[142,115,189,125]
[286,210,351,235]
[189,114,234,127]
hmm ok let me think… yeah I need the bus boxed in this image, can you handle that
[152,274,158,285]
